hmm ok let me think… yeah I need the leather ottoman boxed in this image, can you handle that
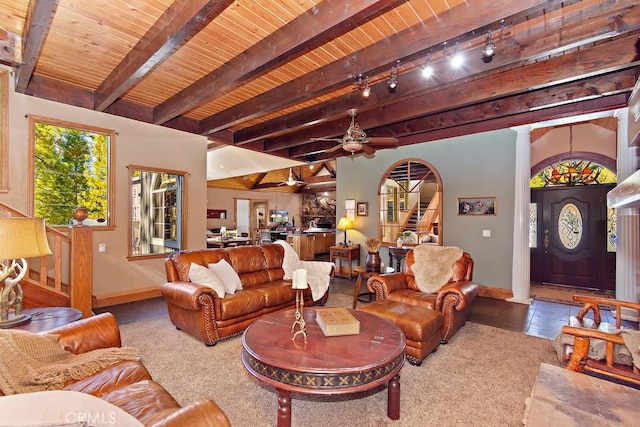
[358,300,443,365]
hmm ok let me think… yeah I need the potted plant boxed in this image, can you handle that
[365,237,382,272]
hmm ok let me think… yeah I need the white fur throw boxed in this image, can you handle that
[411,245,463,293]
[274,240,333,301]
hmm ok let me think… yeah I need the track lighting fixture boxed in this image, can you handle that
[388,61,399,92]
[362,76,371,98]
[422,53,433,78]
[482,30,496,62]
[353,73,371,98]
[450,41,463,68]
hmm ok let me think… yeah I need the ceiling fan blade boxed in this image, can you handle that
[367,137,399,145]
[360,144,376,155]
[323,144,345,153]
[311,137,342,142]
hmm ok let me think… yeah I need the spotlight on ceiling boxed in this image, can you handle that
[362,77,371,98]
[450,42,463,68]
[388,61,399,92]
[482,30,496,62]
[422,53,433,78]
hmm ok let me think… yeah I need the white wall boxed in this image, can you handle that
[1,65,208,300]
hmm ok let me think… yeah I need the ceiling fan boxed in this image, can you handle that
[312,108,399,155]
[280,167,305,186]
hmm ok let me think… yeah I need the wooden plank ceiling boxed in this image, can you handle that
[0,0,638,193]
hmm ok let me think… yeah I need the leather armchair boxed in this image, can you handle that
[367,248,478,343]
[18,313,231,427]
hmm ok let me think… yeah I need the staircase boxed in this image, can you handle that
[0,202,94,317]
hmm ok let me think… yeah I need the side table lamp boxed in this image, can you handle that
[337,216,353,246]
[0,217,52,328]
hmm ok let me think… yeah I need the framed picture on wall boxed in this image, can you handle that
[357,202,368,216]
[345,199,356,210]
[457,197,496,215]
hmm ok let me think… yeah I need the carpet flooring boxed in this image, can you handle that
[120,294,559,426]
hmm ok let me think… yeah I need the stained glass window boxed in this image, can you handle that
[607,207,617,252]
[558,203,583,249]
[529,203,537,248]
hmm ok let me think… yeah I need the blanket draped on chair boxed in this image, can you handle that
[0,328,140,395]
[553,328,640,369]
[411,245,463,293]
[275,240,333,301]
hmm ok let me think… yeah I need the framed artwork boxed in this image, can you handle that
[457,197,496,215]
[207,209,227,219]
[357,202,368,216]
[345,199,356,210]
[346,209,355,220]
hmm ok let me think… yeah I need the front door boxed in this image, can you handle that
[530,185,615,292]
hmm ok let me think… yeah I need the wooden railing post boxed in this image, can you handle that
[69,226,93,317]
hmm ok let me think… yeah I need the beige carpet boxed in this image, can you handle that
[530,283,614,306]
[120,292,559,426]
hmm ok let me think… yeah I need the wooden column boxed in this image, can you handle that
[69,226,93,318]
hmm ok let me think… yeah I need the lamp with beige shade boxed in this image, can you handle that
[0,217,52,328]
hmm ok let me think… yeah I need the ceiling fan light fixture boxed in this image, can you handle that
[342,141,363,153]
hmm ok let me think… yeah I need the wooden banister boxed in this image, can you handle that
[0,202,94,317]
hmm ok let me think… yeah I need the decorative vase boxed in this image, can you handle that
[396,238,403,248]
[72,207,89,225]
[365,251,381,273]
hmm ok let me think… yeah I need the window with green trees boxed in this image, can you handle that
[30,117,113,226]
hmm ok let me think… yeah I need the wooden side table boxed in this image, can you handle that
[352,265,395,309]
[7,307,82,333]
[388,246,411,272]
[329,245,360,279]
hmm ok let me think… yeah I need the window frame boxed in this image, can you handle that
[28,115,116,230]
[127,164,188,260]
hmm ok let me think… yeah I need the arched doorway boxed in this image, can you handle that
[529,153,617,293]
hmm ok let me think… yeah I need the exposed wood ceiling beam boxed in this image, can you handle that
[14,0,58,93]
[153,0,404,125]
[263,35,640,160]
[199,0,573,135]
[235,1,640,147]
[94,0,233,111]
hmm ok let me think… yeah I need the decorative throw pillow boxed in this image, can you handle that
[209,259,243,294]
[188,262,225,298]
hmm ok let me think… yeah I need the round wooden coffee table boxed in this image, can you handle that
[7,307,82,333]
[242,308,405,427]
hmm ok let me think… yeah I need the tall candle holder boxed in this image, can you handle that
[291,269,308,343]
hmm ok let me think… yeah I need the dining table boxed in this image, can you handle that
[206,236,252,248]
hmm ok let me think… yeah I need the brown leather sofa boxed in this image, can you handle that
[162,245,329,346]
[0,313,230,426]
[367,248,479,343]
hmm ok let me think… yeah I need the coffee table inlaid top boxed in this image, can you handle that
[242,308,405,395]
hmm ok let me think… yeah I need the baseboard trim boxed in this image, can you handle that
[93,287,162,308]
[478,285,513,300]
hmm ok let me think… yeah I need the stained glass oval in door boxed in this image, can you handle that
[558,202,583,250]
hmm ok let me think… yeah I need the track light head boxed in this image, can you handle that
[388,61,399,92]
[362,82,371,98]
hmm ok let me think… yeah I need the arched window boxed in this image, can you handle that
[378,159,442,245]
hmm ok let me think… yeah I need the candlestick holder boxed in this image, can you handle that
[291,289,307,343]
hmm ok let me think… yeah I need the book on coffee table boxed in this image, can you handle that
[315,307,360,337]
